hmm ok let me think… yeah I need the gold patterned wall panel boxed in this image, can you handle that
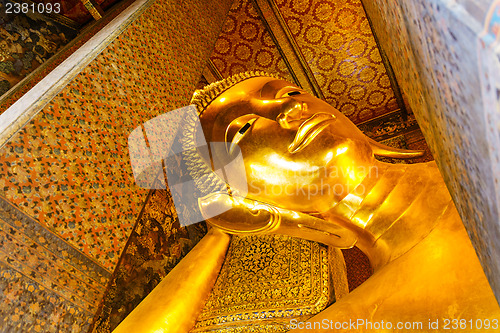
[192,235,332,332]
[210,0,294,81]
[274,0,398,124]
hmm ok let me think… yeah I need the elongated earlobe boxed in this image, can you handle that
[367,137,425,159]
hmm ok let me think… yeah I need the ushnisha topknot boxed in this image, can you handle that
[190,71,281,116]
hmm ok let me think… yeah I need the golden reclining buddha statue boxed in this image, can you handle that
[115,72,500,332]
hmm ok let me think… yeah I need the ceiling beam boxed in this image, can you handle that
[203,59,224,83]
[81,0,105,20]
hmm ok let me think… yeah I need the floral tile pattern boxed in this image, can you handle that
[210,0,294,82]
[210,0,400,124]
[273,0,398,123]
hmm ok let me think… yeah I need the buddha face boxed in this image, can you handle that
[199,77,375,213]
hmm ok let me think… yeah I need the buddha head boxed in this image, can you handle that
[189,72,420,214]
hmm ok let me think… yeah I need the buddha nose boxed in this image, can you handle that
[276,101,306,129]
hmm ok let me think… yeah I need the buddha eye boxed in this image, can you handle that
[238,122,252,135]
[284,91,302,97]
[225,116,258,154]
[275,86,306,98]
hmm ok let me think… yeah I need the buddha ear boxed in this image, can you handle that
[367,137,425,159]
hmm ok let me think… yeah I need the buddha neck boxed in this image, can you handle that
[321,160,453,270]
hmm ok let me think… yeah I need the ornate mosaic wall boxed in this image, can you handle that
[0,0,234,331]
[210,0,294,82]
[0,0,232,273]
[362,0,500,297]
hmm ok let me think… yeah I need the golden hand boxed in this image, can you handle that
[199,191,358,248]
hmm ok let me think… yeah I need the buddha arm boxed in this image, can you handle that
[198,191,358,248]
[112,228,230,333]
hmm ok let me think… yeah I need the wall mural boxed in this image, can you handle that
[0,0,78,96]
[91,189,208,332]
[209,0,294,82]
